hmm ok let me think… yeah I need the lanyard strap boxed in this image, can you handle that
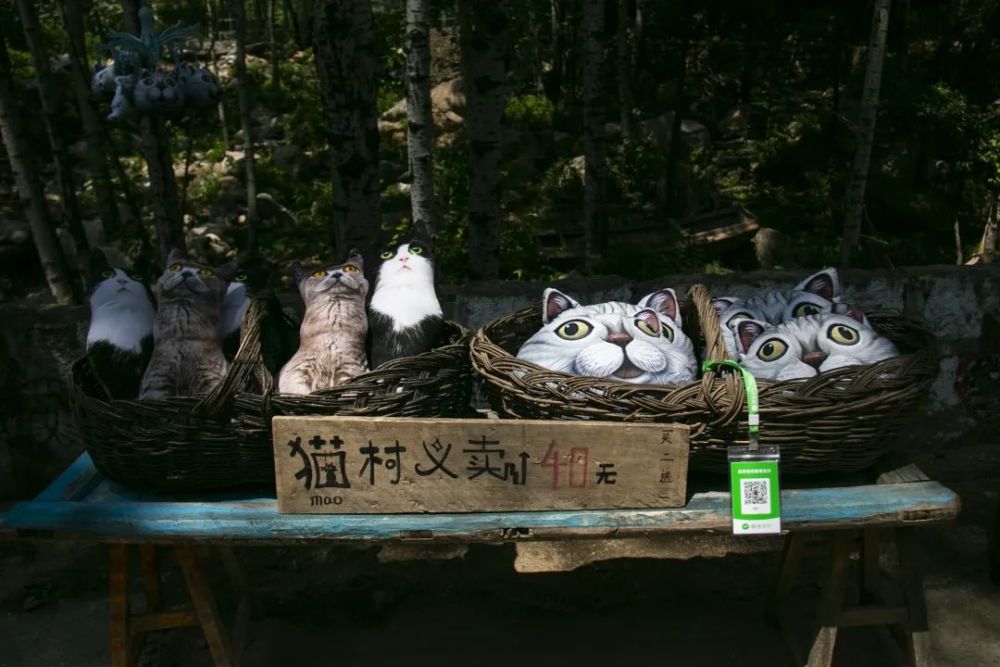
[702,360,760,450]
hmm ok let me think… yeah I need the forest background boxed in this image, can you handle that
[1,0,999,305]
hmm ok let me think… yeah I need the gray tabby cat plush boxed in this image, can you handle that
[139,250,235,398]
[517,288,697,384]
[732,308,898,381]
[133,70,185,114]
[175,62,222,109]
[277,254,369,394]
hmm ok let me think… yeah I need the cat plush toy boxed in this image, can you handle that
[85,249,155,399]
[368,239,443,369]
[132,70,185,114]
[516,288,697,385]
[140,250,235,398]
[175,62,222,109]
[732,308,898,381]
[108,75,135,121]
[277,253,369,394]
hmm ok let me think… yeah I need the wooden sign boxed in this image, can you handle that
[272,417,689,514]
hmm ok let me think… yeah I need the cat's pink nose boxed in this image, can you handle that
[607,333,633,347]
[117,279,128,285]
[801,351,828,368]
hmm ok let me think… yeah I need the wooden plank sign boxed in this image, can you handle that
[272,417,689,514]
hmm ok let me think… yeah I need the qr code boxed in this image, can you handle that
[740,479,771,514]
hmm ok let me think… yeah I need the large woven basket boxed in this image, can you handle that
[470,285,937,474]
[71,299,275,493]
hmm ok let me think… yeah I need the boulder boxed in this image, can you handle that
[271,143,304,171]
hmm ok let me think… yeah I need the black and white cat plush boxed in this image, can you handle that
[367,240,443,368]
[85,249,155,399]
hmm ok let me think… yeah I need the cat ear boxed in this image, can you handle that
[291,262,307,283]
[832,302,867,324]
[711,297,735,317]
[638,288,682,326]
[635,309,661,335]
[736,319,767,354]
[166,247,187,266]
[794,267,839,301]
[542,288,580,324]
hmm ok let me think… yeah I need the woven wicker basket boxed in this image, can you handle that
[71,299,275,493]
[470,285,937,474]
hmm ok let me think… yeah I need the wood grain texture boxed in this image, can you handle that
[272,417,690,513]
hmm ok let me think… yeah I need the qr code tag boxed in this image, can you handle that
[729,446,781,535]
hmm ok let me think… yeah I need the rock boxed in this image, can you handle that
[378,119,406,134]
[752,227,798,270]
[256,192,299,227]
[440,110,464,130]
[431,77,465,116]
[382,97,408,121]
[719,106,750,138]
[271,143,303,171]
[639,112,676,152]
[681,119,710,152]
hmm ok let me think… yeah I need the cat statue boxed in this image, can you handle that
[132,70,185,114]
[108,75,135,121]
[85,249,155,400]
[139,250,235,398]
[175,62,222,109]
[732,309,899,381]
[516,288,697,385]
[368,240,443,369]
[219,257,299,375]
[277,254,369,394]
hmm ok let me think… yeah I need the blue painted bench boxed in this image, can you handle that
[0,453,961,667]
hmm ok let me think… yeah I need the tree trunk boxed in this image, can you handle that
[841,0,891,268]
[312,0,382,264]
[547,0,564,108]
[459,0,507,280]
[15,0,89,257]
[60,0,121,240]
[406,0,435,240]
[268,0,281,93]
[582,0,608,270]
[207,0,231,149]
[234,0,261,255]
[617,0,636,141]
[0,37,78,305]
[122,0,184,265]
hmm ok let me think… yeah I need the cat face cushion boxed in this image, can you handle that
[516,288,697,385]
[292,256,369,301]
[133,70,185,113]
[156,252,234,300]
[108,75,135,121]
[733,309,898,381]
[176,62,221,108]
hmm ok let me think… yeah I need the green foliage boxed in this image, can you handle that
[505,95,554,131]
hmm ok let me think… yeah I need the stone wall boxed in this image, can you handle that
[2,264,998,499]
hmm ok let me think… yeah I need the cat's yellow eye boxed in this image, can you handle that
[168,262,182,271]
[199,268,215,277]
[342,265,358,273]
[635,318,659,338]
[409,245,424,255]
[757,338,788,362]
[727,312,753,328]
[793,303,822,318]
[234,273,247,281]
[380,250,394,260]
[555,320,592,340]
[312,270,327,278]
[101,270,115,278]
[662,325,675,342]
[828,324,860,345]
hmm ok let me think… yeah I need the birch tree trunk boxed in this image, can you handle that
[617,0,636,141]
[60,0,121,239]
[582,0,609,270]
[268,0,281,93]
[207,0,230,149]
[841,0,891,267]
[16,0,89,257]
[0,37,78,305]
[459,0,508,280]
[122,0,184,265]
[312,0,381,264]
[406,0,435,240]
[235,0,260,255]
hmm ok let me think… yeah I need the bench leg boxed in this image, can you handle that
[176,545,236,667]
[806,532,852,667]
[139,545,161,611]
[895,528,932,667]
[109,544,132,667]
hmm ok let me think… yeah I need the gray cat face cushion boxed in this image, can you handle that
[516,288,697,385]
[133,70,185,113]
[156,250,234,300]
[733,310,899,381]
[176,63,222,108]
[292,255,369,300]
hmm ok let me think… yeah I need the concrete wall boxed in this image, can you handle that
[2,264,998,499]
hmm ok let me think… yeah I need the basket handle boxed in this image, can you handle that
[688,284,730,362]
[193,297,270,416]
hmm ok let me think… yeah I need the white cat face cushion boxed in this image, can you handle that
[516,289,697,385]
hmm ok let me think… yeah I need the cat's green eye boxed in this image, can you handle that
[101,270,115,278]
[793,303,822,318]
[555,320,592,340]
[129,274,143,281]
[380,250,394,260]
[168,262,183,271]
[757,338,788,362]
[312,270,327,278]
[409,245,424,255]
[199,268,215,277]
[234,273,247,281]
[727,312,753,329]
[828,324,860,345]
[635,318,659,338]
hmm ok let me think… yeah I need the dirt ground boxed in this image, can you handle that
[2,431,999,667]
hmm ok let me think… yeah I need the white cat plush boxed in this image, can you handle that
[732,309,898,381]
[516,288,697,385]
[108,75,135,121]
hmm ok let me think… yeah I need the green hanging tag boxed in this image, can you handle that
[702,360,781,535]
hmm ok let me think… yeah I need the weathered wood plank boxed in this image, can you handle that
[272,417,690,513]
[3,481,960,544]
[877,463,930,486]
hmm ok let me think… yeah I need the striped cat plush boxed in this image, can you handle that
[516,289,697,385]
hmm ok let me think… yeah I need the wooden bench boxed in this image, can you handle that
[0,453,960,667]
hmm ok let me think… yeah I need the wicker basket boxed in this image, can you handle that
[470,285,937,474]
[240,321,474,427]
[71,299,275,493]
